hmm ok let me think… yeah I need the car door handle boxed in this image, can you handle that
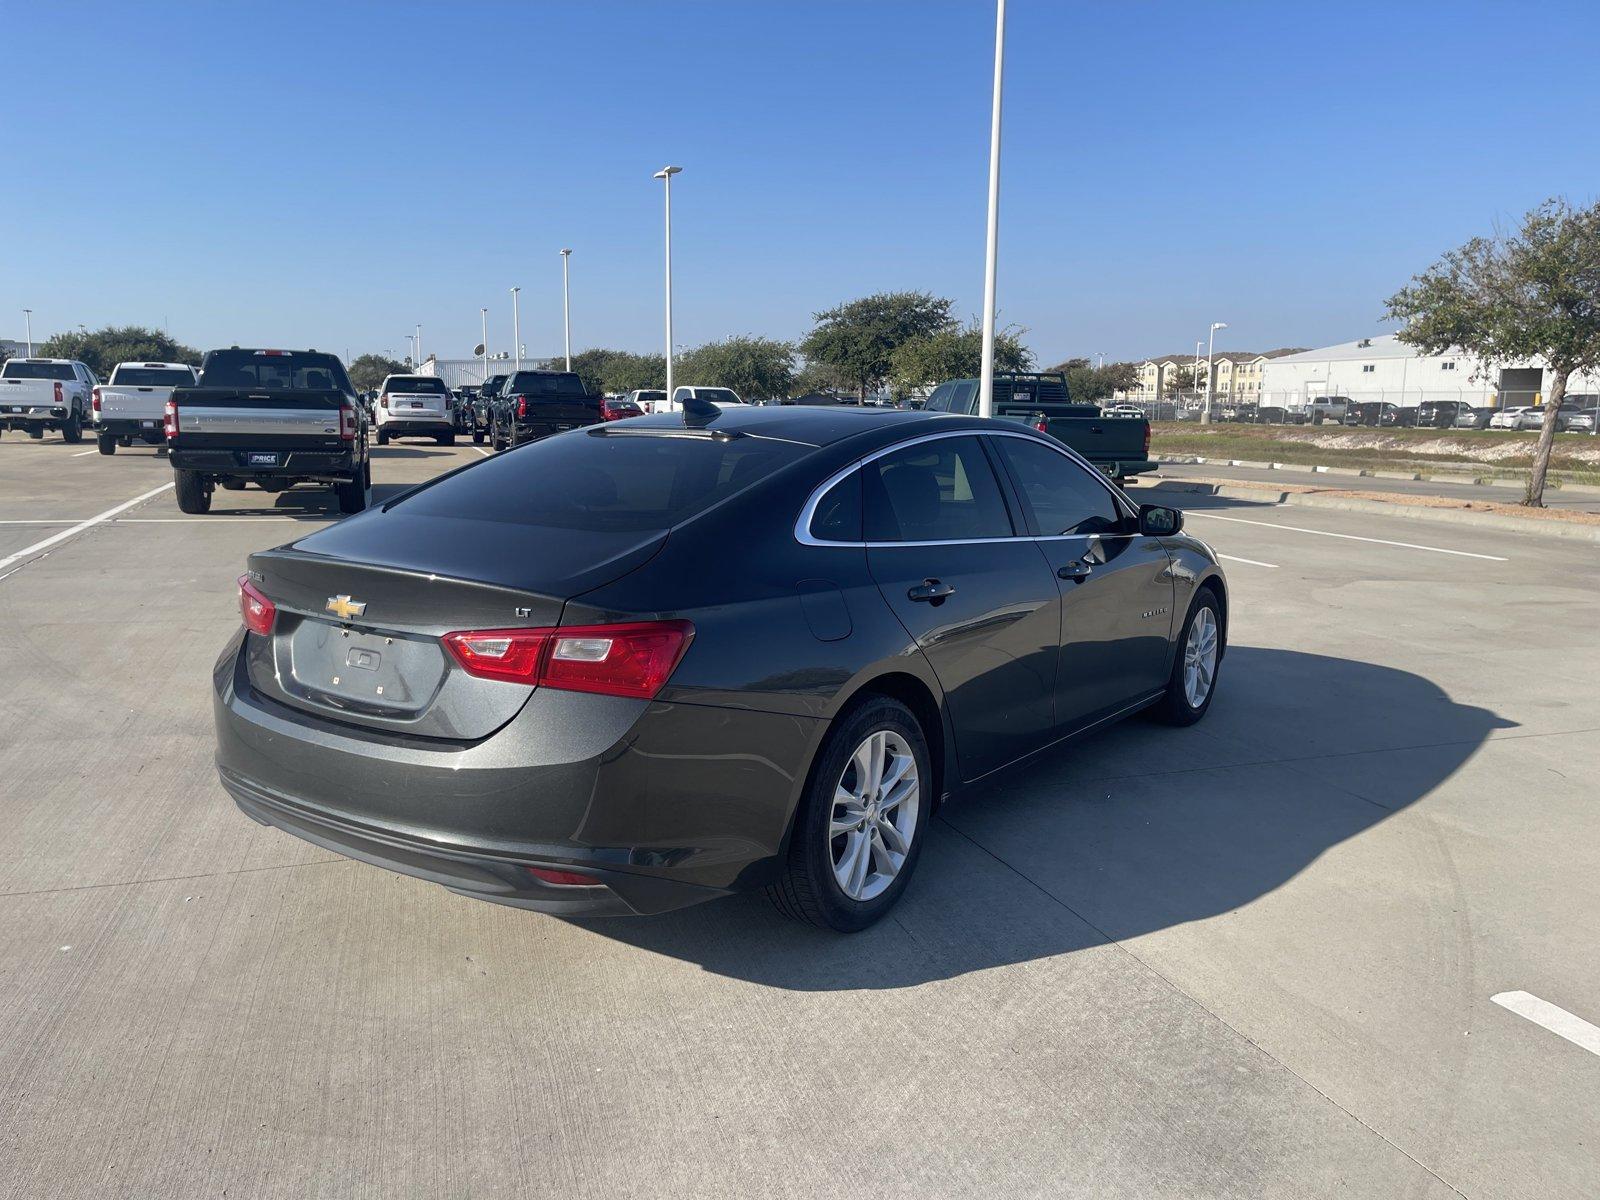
[1058,561,1093,582]
[907,579,956,602]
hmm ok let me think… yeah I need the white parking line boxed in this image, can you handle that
[70,449,97,457]
[1492,991,1600,1057]
[472,446,490,457]
[0,482,175,572]
[1185,511,1509,562]
[0,520,79,525]
[1217,553,1278,569]
[117,517,304,523]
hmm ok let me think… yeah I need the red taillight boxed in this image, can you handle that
[526,866,600,887]
[54,381,64,405]
[442,620,694,699]
[237,575,276,636]
[379,393,389,409]
[339,404,356,441]
[1034,418,1048,433]
[92,386,102,413]
[517,396,528,418]
[164,398,179,439]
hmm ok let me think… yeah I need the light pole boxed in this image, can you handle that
[480,308,489,383]
[560,249,572,371]
[1203,322,1228,424]
[405,334,417,366]
[22,309,32,356]
[977,0,1007,419]
[654,166,682,403]
[415,324,422,366]
[1194,340,1203,412]
[510,287,522,370]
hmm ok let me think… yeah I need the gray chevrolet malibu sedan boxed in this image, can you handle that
[215,405,1227,931]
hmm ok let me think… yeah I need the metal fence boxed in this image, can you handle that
[1118,387,1515,425]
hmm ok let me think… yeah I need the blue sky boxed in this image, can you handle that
[4,0,1597,366]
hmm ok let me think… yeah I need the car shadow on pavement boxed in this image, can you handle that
[203,483,415,519]
[570,647,1514,990]
[371,446,458,457]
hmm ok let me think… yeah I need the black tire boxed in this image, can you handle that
[491,419,507,452]
[61,411,84,443]
[767,695,932,932]
[437,432,455,446]
[472,425,485,445]
[363,461,372,490]
[1149,588,1224,726]
[174,469,211,514]
[376,427,390,446]
[28,426,44,440]
[336,474,368,514]
[97,433,117,456]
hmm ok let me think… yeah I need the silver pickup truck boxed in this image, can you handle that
[94,361,197,453]
[0,358,97,442]
[166,348,370,515]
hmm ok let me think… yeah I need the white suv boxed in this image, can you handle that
[374,374,455,445]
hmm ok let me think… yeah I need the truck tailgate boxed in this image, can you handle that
[99,387,173,421]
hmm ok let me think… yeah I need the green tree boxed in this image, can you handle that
[1045,358,1142,403]
[348,353,410,392]
[888,320,1032,396]
[792,359,854,397]
[801,291,955,401]
[35,325,200,379]
[1387,197,1600,506]
[676,335,796,401]
[569,348,666,394]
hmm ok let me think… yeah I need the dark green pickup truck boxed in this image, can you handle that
[924,371,1156,483]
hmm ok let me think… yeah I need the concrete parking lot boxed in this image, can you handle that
[2,434,1597,1199]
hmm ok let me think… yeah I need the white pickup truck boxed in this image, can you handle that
[93,361,198,454]
[0,357,97,443]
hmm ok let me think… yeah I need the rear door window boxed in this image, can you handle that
[385,377,448,394]
[949,381,978,415]
[863,436,1015,542]
[2,361,75,380]
[111,367,196,387]
[992,436,1125,537]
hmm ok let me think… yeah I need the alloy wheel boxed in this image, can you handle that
[1184,607,1219,708]
[829,729,920,902]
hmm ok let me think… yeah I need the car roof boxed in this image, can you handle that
[613,404,1025,449]
[12,357,76,364]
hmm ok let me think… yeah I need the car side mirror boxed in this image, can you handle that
[1138,503,1183,536]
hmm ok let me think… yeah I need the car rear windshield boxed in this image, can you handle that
[508,372,589,399]
[385,377,447,394]
[110,367,195,387]
[395,429,810,533]
[199,351,352,392]
[2,361,75,380]
[634,391,666,403]
[686,388,741,404]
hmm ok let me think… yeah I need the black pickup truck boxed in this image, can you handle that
[488,369,603,450]
[165,348,370,515]
[925,371,1156,482]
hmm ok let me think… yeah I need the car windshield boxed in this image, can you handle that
[199,351,351,391]
[633,391,667,403]
[385,377,448,394]
[110,367,195,387]
[395,428,810,533]
[2,361,75,380]
[508,372,588,398]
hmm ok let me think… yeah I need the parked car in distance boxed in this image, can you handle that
[490,369,603,450]
[166,348,368,515]
[471,375,507,443]
[1256,406,1290,424]
[625,388,667,414]
[1306,396,1352,425]
[1489,406,1540,430]
[1416,400,1474,428]
[213,405,1227,931]
[600,395,644,421]
[927,371,1157,484]
[374,375,454,446]
[1555,395,1598,432]
[90,361,198,454]
[1454,406,1495,429]
[1101,404,1145,418]
[0,357,97,442]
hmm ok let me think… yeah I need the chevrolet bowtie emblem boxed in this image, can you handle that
[326,594,367,621]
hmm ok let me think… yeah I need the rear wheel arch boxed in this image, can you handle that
[1195,573,1228,657]
[831,671,948,811]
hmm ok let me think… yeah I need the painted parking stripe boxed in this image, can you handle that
[0,482,174,572]
[1217,553,1278,569]
[1185,511,1509,562]
[472,446,491,457]
[70,449,97,457]
[1492,991,1600,1057]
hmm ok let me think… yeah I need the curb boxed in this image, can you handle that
[1159,455,1600,495]
[1144,480,1600,544]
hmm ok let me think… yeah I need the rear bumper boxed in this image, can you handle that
[378,417,452,435]
[513,419,602,440]
[95,417,164,438]
[212,632,820,915]
[171,446,359,481]
[2,406,66,424]
[1093,458,1158,479]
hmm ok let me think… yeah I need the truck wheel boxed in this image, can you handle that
[336,475,367,514]
[376,427,390,446]
[472,425,485,445]
[491,419,506,452]
[97,433,117,455]
[174,470,211,514]
[28,426,44,440]
[61,411,84,443]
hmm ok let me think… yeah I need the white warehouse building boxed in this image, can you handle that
[1260,334,1599,412]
